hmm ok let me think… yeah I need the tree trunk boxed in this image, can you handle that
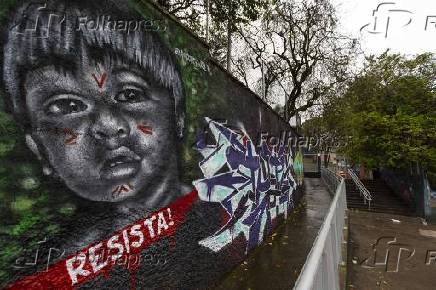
[261,60,265,100]
[156,0,170,10]
[205,0,210,42]
[226,17,232,72]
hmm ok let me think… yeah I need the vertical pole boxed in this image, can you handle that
[284,81,290,121]
[317,152,321,173]
[284,98,287,120]
[226,1,232,72]
[205,0,210,43]
[226,20,232,72]
[261,59,265,100]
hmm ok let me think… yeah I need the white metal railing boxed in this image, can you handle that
[347,169,372,209]
[293,178,347,290]
[321,167,342,194]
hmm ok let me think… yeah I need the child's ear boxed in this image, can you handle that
[25,134,53,176]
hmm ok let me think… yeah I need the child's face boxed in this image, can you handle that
[24,55,178,203]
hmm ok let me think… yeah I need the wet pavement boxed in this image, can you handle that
[214,178,333,290]
[347,210,436,290]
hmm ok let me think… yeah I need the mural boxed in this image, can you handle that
[3,0,184,207]
[194,118,297,253]
[0,0,302,289]
[293,151,304,185]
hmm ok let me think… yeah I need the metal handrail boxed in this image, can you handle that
[321,167,342,194]
[347,169,372,209]
[293,178,347,290]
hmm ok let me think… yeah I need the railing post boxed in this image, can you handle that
[348,169,372,209]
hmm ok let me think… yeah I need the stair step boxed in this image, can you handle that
[347,204,410,210]
[348,205,410,211]
[349,209,412,217]
[346,199,408,206]
[345,178,412,216]
[347,199,408,205]
[348,207,412,215]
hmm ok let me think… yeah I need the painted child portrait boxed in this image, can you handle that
[1,0,185,211]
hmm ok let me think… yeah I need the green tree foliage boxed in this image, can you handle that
[332,52,436,172]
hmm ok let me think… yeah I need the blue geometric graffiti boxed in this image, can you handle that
[193,118,297,253]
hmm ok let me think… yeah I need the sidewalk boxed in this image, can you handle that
[347,210,436,290]
[214,178,332,290]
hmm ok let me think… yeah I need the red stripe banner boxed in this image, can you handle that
[6,190,198,290]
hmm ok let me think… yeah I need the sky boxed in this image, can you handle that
[232,0,436,123]
[332,0,436,55]
[294,0,436,123]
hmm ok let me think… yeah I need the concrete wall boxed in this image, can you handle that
[0,0,303,288]
[380,167,431,218]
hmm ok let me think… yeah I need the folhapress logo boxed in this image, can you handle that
[360,236,415,272]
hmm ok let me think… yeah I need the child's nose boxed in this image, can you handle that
[90,106,130,149]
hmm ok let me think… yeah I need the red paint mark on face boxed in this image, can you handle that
[92,72,107,88]
[63,128,79,145]
[137,124,153,135]
[112,183,134,198]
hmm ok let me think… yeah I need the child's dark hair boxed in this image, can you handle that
[1,0,185,136]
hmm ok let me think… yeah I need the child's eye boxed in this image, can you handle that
[45,99,88,116]
[115,89,148,103]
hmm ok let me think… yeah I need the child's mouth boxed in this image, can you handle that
[101,148,141,180]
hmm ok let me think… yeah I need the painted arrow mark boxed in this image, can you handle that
[112,183,134,198]
[92,72,108,88]
[137,124,153,135]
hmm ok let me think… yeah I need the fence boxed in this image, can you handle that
[348,168,372,209]
[293,177,347,290]
[321,167,342,194]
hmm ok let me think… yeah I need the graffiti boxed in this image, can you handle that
[0,0,302,288]
[193,118,297,252]
[6,190,197,289]
[174,48,211,74]
[2,0,185,204]
[293,151,304,186]
[64,211,172,286]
